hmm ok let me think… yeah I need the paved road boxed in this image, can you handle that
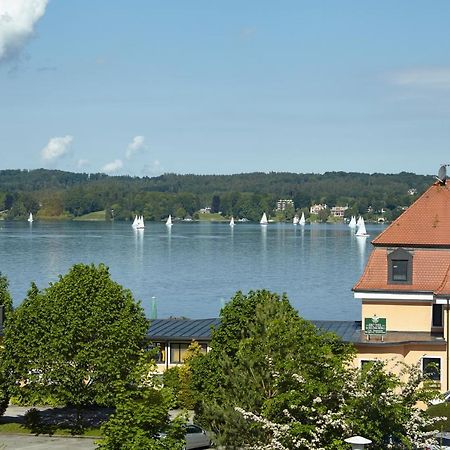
[0,435,97,449]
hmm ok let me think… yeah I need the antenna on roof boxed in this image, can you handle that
[435,164,449,185]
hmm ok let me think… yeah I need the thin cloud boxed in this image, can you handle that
[0,0,49,62]
[141,159,161,176]
[41,135,73,162]
[126,135,146,159]
[102,159,123,174]
[389,67,450,89]
[77,159,89,169]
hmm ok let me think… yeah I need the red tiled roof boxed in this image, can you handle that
[353,248,450,296]
[372,182,450,247]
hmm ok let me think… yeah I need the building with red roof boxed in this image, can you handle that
[353,180,450,390]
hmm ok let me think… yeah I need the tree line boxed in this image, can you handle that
[0,169,434,223]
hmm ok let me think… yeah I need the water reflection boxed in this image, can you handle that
[356,235,368,273]
[134,228,144,259]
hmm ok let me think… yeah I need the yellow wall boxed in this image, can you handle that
[362,301,432,332]
[354,343,448,392]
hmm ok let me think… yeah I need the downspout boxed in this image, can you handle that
[447,298,449,391]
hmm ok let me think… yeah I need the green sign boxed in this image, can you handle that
[364,317,386,335]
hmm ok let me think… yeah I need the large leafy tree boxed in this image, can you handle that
[190,290,440,449]
[2,263,149,418]
[190,290,354,448]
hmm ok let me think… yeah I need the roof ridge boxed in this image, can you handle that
[372,183,436,246]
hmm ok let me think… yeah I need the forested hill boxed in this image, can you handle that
[0,169,434,222]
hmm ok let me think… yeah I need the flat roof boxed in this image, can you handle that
[148,318,220,341]
[148,318,446,347]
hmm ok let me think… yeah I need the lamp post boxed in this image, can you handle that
[344,436,372,450]
[150,296,157,320]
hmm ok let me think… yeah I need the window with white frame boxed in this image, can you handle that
[422,357,441,382]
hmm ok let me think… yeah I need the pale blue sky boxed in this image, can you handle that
[1,1,450,176]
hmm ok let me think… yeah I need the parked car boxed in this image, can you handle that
[426,432,450,449]
[159,424,213,449]
[184,424,213,449]
[430,390,450,405]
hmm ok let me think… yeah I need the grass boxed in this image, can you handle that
[73,211,106,221]
[0,422,102,437]
[197,212,227,221]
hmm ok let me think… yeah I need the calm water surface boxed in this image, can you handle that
[0,221,385,320]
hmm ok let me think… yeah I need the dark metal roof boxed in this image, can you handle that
[148,318,220,341]
[311,320,363,343]
[147,318,446,347]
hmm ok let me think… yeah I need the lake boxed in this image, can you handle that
[0,221,384,321]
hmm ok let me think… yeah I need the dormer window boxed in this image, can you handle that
[388,248,413,284]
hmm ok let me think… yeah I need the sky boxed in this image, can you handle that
[1,1,450,177]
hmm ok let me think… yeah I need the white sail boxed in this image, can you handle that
[357,215,363,228]
[293,215,299,225]
[27,212,33,223]
[260,212,268,225]
[299,212,306,225]
[132,215,138,228]
[166,215,173,226]
[230,216,235,227]
[136,215,145,229]
[348,216,357,228]
[355,217,369,236]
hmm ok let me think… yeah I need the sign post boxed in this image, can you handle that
[364,316,386,341]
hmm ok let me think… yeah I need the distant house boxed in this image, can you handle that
[310,204,327,215]
[199,207,211,214]
[276,199,295,211]
[330,206,348,218]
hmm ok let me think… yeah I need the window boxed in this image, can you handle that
[145,342,166,363]
[392,260,408,281]
[432,304,444,328]
[170,342,207,364]
[422,357,441,381]
[360,359,376,371]
[388,248,413,284]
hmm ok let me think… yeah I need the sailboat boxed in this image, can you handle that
[348,216,357,228]
[299,212,306,226]
[136,215,145,229]
[293,215,299,225]
[132,215,138,228]
[229,216,235,227]
[260,212,268,225]
[355,216,369,237]
[166,215,173,227]
[27,212,33,223]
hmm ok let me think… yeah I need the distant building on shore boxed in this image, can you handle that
[310,204,327,215]
[276,199,295,211]
[330,206,348,218]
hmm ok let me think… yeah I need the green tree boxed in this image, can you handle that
[98,355,186,450]
[0,273,13,416]
[190,290,353,449]
[191,290,440,449]
[2,263,149,424]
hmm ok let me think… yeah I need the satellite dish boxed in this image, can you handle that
[435,164,448,185]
